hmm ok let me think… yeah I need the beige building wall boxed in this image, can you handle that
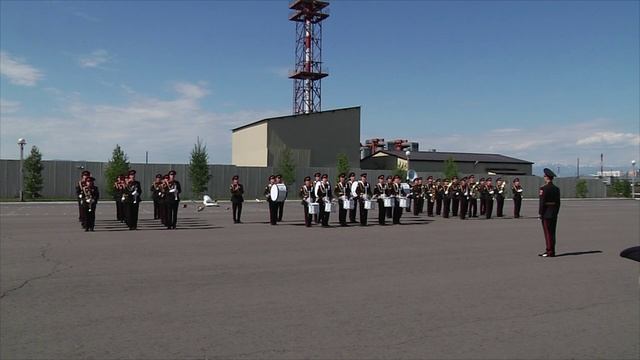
[232,122,268,166]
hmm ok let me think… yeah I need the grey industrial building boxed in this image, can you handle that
[232,107,360,168]
[360,150,533,176]
[232,105,533,176]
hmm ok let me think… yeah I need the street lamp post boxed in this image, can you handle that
[18,138,27,202]
[632,160,637,199]
[405,150,411,181]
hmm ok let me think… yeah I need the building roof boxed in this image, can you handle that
[231,106,361,133]
[366,150,533,164]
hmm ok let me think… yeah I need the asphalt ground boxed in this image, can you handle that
[1,199,638,360]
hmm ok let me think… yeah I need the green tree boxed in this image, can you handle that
[277,147,296,185]
[610,179,631,198]
[189,137,211,197]
[336,153,350,179]
[23,145,44,199]
[575,179,588,198]
[105,144,130,198]
[393,162,407,180]
[443,156,459,179]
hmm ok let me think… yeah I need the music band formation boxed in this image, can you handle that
[76,169,182,231]
[261,172,526,229]
[74,168,560,257]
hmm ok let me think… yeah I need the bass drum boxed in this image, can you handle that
[400,183,412,196]
[270,183,287,202]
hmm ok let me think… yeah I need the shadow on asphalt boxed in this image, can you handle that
[555,250,603,257]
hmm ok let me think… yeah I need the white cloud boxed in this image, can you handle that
[0,82,285,163]
[0,98,21,114]
[72,11,100,23]
[0,51,44,86]
[408,119,640,167]
[576,131,640,146]
[174,82,208,99]
[78,49,112,69]
[269,66,291,78]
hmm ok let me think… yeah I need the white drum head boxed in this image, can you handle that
[270,183,287,202]
[350,181,359,197]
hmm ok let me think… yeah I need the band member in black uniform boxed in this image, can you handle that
[114,174,126,223]
[425,176,435,217]
[334,173,349,227]
[374,174,387,225]
[165,170,181,229]
[355,173,372,226]
[467,175,478,218]
[313,172,322,224]
[80,177,99,231]
[264,175,278,225]
[300,176,315,227]
[151,174,163,220]
[275,174,286,222]
[230,175,244,223]
[442,178,451,218]
[451,176,460,217]
[76,170,90,227]
[495,177,506,217]
[412,177,424,216]
[346,172,358,223]
[459,177,469,220]
[539,168,560,257]
[315,174,332,227]
[385,175,394,218]
[390,175,403,224]
[124,170,142,230]
[159,175,169,226]
[479,178,487,216]
[484,177,495,219]
[435,178,443,216]
[512,177,523,218]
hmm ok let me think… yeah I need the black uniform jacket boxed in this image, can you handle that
[539,182,561,219]
[230,184,244,203]
[166,181,181,202]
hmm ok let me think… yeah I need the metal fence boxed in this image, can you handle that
[1,159,606,200]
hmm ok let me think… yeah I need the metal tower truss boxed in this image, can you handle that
[289,0,329,114]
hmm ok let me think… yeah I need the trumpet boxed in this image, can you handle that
[444,182,453,195]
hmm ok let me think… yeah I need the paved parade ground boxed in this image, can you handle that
[1,199,638,359]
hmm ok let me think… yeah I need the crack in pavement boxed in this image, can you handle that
[0,243,73,300]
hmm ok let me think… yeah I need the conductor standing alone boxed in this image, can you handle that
[539,168,560,257]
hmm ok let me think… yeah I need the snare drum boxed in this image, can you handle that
[399,197,411,209]
[324,202,335,213]
[343,198,354,210]
[364,200,374,210]
[383,197,395,208]
[400,183,412,196]
[270,183,287,202]
[308,202,320,215]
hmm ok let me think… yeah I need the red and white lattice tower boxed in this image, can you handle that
[289,0,329,114]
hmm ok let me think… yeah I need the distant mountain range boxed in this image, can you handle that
[532,164,637,178]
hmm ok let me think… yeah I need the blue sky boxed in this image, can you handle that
[1,0,638,169]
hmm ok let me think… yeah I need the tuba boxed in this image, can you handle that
[407,169,418,183]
